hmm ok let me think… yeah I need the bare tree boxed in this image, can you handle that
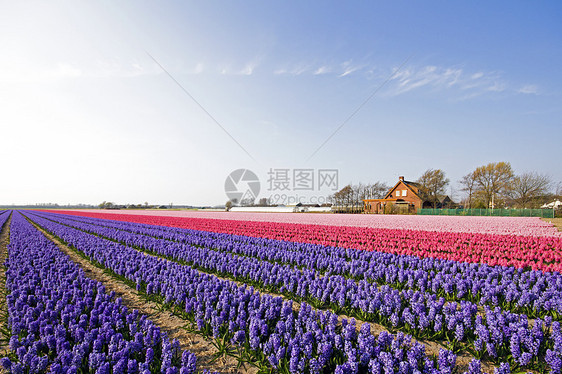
[240,196,255,206]
[417,169,450,209]
[473,162,514,209]
[458,171,477,209]
[330,184,353,211]
[330,181,391,213]
[257,197,270,206]
[507,172,552,208]
[352,183,363,213]
[364,182,390,199]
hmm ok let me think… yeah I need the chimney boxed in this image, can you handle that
[399,176,404,181]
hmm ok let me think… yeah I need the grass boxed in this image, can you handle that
[542,217,562,232]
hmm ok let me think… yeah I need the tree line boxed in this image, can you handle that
[331,161,559,210]
[329,182,390,213]
[458,162,556,209]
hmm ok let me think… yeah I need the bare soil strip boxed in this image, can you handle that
[27,217,255,374]
[0,213,12,356]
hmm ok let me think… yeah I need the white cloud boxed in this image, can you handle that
[388,65,464,95]
[217,60,259,76]
[313,66,331,75]
[339,60,363,77]
[383,63,527,99]
[240,62,256,75]
[487,82,506,92]
[192,62,204,74]
[274,60,364,77]
[517,84,539,94]
[272,63,312,76]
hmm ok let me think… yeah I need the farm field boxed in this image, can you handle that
[1,210,562,373]
[55,209,562,237]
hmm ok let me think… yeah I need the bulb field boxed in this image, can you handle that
[0,210,561,374]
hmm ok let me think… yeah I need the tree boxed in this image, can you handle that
[99,201,115,209]
[240,196,255,206]
[417,169,450,209]
[363,182,390,200]
[473,162,514,208]
[330,185,355,212]
[458,171,477,209]
[507,172,552,208]
[225,200,233,211]
[257,197,270,206]
[329,181,391,213]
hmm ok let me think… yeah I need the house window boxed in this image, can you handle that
[402,190,407,196]
[396,190,401,197]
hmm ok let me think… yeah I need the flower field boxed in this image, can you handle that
[1,210,562,373]
[51,210,562,237]
[46,210,562,272]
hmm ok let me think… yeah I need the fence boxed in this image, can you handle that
[417,208,555,218]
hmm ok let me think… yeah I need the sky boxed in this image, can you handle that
[1,1,561,206]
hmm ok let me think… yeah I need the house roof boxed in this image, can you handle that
[383,179,423,200]
[437,195,452,203]
[363,177,456,205]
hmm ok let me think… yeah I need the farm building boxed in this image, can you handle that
[363,176,454,214]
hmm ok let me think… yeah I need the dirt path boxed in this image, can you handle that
[0,213,11,357]
[27,217,255,374]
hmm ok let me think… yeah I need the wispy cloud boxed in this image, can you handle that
[313,66,331,75]
[486,81,506,92]
[240,62,257,75]
[388,65,465,95]
[339,60,363,77]
[218,60,260,76]
[517,84,539,95]
[382,63,528,99]
[274,59,364,77]
[274,64,310,76]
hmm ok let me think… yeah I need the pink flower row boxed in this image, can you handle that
[60,209,561,237]
[49,210,562,273]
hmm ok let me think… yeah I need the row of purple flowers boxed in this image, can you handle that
[2,212,199,374]
[28,211,562,372]
[35,210,562,320]
[22,210,461,374]
[0,210,10,231]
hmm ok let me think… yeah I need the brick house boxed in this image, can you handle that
[363,176,428,214]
